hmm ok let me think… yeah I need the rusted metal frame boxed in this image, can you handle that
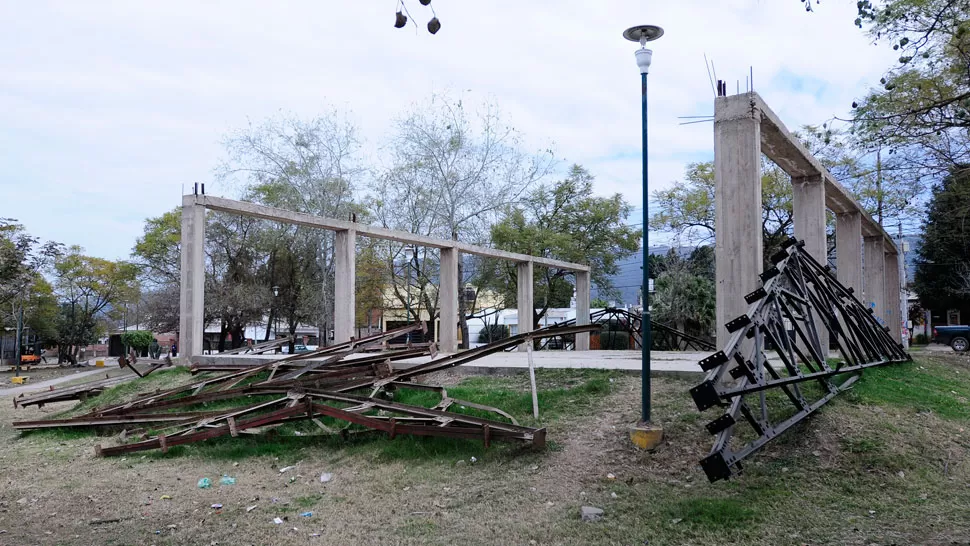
[12,409,238,430]
[219,336,290,355]
[86,385,294,417]
[308,403,543,447]
[302,390,536,436]
[14,376,131,408]
[96,402,312,457]
[91,367,271,416]
[158,397,292,438]
[383,381,521,425]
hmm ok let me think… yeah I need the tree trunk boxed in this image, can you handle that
[457,260,470,350]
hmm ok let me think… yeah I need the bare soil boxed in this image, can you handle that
[0,352,969,545]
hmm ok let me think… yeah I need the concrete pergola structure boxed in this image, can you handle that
[178,194,592,364]
[714,92,902,347]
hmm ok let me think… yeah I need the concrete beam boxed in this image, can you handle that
[178,195,206,364]
[792,174,828,352]
[714,95,763,347]
[439,247,459,353]
[196,195,588,273]
[864,236,887,328]
[575,271,591,351]
[718,93,898,254]
[835,212,863,295]
[885,251,901,342]
[333,228,356,344]
[517,261,534,351]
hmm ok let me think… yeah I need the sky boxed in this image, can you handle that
[0,1,900,261]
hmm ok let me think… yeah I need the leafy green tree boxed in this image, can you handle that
[912,166,970,312]
[121,330,154,353]
[651,159,796,265]
[52,247,139,364]
[590,297,610,308]
[851,0,970,177]
[651,250,716,339]
[490,164,641,326]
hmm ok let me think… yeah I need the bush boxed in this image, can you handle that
[478,324,510,344]
[598,326,630,350]
[120,330,154,352]
[914,333,929,345]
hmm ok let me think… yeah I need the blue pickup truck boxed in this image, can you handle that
[933,326,970,352]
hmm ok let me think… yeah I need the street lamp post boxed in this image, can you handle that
[624,24,665,448]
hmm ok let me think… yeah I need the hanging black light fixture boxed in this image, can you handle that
[427,17,441,34]
[394,11,407,28]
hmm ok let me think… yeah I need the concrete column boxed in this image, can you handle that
[575,270,591,351]
[333,228,356,344]
[835,212,863,295]
[714,96,763,346]
[863,236,886,327]
[792,175,828,353]
[439,247,459,353]
[517,261,534,351]
[178,195,205,364]
[885,251,901,342]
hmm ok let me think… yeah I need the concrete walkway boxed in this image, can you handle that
[193,350,722,378]
[0,368,114,397]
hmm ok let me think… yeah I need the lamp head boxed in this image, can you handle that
[623,25,663,75]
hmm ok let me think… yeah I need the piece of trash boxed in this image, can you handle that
[456,460,466,466]
[580,506,604,522]
[197,478,212,489]
[611,492,618,498]
[671,518,683,524]
[320,473,333,483]
[273,517,283,525]
[897,470,906,478]
[288,476,296,483]
[294,431,303,436]
[211,504,223,509]
[606,473,616,480]
[402,486,410,491]
[160,495,172,500]
[271,498,280,503]
[232,462,239,467]
[219,475,236,486]
[470,456,477,463]
[300,512,313,517]
[310,533,321,537]
[246,505,258,512]
[280,466,295,474]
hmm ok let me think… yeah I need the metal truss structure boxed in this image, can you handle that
[689,239,910,482]
[527,308,714,352]
[13,323,598,457]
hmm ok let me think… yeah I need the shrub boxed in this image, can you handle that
[120,330,154,352]
[598,326,630,350]
[914,333,929,345]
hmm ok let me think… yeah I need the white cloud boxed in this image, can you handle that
[0,0,898,259]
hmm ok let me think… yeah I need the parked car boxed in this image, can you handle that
[933,326,970,352]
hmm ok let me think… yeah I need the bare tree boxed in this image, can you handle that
[371,94,555,347]
[218,111,363,345]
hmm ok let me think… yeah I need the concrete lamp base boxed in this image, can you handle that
[629,421,664,450]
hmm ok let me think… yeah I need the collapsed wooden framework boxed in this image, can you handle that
[13,323,598,456]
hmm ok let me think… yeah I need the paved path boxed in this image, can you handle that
[0,368,114,397]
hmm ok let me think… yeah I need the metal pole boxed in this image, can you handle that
[641,70,652,423]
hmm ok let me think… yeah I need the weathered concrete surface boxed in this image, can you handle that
[714,95,763,347]
[333,228,356,344]
[439,247,459,353]
[864,236,887,327]
[575,271,591,351]
[178,196,205,365]
[793,174,828,352]
[836,212,863,295]
[885,251,901,342]
[517,261,534,352]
